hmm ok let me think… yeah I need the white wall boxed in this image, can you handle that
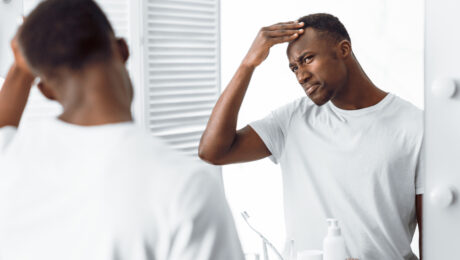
[221,0,424,257]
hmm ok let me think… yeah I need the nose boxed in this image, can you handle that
[296,67,312,85]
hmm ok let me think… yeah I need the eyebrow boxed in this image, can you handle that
[289,51,313,67]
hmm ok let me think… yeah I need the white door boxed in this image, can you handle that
[425,0,460,258]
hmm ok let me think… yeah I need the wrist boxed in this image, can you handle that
[240,58,257,70]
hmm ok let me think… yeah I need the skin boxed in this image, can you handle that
[0,27,134,128]
[0,33,35,128]
[198,21,422,258]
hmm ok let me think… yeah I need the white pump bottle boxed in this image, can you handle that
[323,218,347,260]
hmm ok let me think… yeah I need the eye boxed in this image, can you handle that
[303,55,314,63]
[290,66,298,72]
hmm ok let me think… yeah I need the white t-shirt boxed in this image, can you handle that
[0,119,244,260]
[250,93,424,260]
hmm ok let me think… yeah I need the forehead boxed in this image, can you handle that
[287,28,332,61]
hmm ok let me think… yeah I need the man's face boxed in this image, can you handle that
[287,28,348,106]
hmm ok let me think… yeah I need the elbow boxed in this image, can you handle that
[198,145,225,166]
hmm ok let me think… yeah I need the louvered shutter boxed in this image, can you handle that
[142,0,220,157]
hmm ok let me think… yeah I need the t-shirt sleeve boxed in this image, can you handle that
[415,140,425,195]
[249,99,299,164]
[167,169,244,260]
[0,126,17,153]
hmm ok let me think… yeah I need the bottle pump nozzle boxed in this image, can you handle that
[326,218,341,236]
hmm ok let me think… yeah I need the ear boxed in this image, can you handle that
[116,38,130,64]
[337,40,352,59]
[37,81,57,101]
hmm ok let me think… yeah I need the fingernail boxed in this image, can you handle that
[299,22,304,25]
[299,29,304,32]
[294,33,298,37]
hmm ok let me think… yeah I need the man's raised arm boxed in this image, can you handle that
[0,34,35,128]
[198,21,304,165]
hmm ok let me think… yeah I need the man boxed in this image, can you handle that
[0,0,244,259]
[199,13,423,260]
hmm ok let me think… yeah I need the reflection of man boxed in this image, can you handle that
[0,0,243,259]
[200,13,423,260]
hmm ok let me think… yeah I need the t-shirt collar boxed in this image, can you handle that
[328,93,395,116]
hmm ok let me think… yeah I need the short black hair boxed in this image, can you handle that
[18,0,115,78]
[298,13,351,44]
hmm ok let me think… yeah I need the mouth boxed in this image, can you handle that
[303,83,321,96]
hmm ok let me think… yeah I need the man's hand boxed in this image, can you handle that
[10,29,34,78]
[0,26,36,128]
[243,21,304,68]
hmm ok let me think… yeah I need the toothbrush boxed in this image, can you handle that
[289,239,295,260]
[241,211,284,260]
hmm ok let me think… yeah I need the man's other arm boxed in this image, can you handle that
[0,33,35,128]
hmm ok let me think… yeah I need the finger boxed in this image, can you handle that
[265,22,304,31]
[270,33,300,44]
[264,21,304,31]
[266,28,304,37]
[273,21,297,25]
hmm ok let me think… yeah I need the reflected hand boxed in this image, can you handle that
[10,26,34,78]
[243,21,304,68]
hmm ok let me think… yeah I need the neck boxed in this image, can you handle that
[331,57,387,110]
[57,63,133,126]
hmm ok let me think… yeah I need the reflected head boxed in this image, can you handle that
[287,13,352,106]
[297,13,351,45]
